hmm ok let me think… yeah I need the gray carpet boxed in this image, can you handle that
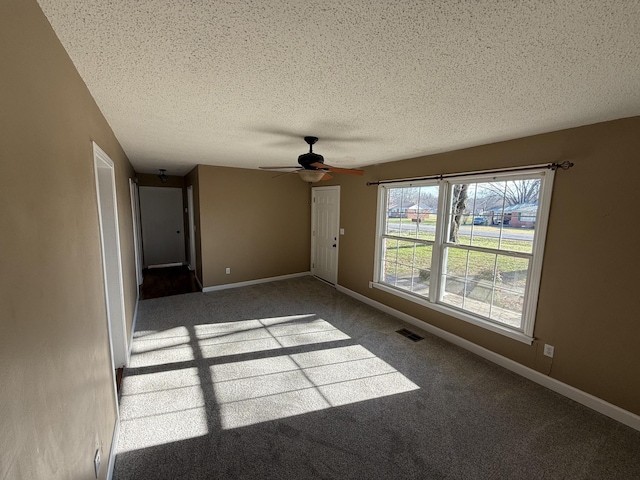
[113,276,640,479]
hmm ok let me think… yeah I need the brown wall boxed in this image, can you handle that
[334,117,640,415]
[197,165,311,287]
[0,1,137,479]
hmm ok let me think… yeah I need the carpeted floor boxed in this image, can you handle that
[113,276,640,479]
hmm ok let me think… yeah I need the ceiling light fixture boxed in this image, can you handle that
[298,170,326,183]
[158,169,168,183]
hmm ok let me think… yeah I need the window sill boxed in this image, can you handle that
[370,282,534,345]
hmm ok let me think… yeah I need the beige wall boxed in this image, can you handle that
[334,117,640,415]
[196,165,311,287]
[0,1,137,479]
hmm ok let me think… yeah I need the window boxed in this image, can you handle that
[381,184,440,297]
[374,168,554,343]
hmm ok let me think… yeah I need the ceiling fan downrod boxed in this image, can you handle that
[304,136,318,153]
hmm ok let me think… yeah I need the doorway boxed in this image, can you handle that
[93,142,128,370]
[311,186,340,284]
[187,185,197,272]
[138,186,186,267]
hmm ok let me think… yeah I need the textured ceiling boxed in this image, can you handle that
[37,0,640,175]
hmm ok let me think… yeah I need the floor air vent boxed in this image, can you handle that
[396,328,424,342]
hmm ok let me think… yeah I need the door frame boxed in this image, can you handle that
[311,185,340,285]
[93,142,128,371]
[129,178,143,287]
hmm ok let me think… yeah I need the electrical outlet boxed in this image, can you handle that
[543,344,555,358]
[368,281,373,288]
[94,449,101,478]
[225,267,230,274]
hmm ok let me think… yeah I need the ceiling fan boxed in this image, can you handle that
[260,136,364,183]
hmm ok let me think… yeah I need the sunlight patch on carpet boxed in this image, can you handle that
[211,343,419,429]
[120,314,419,449]
[118,367,208,452]
[194,315,351,359]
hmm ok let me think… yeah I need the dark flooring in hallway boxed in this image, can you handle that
[140,265,200,300]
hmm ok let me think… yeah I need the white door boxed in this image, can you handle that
[139,186,186,267]
[311,186,340,284]
[93,142,128,371]
[187,185,197,271]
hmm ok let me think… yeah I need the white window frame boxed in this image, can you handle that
[373,167,555,344]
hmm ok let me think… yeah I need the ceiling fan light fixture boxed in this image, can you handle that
[298,170,325,183]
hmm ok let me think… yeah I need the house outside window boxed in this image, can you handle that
[374,168,555,343]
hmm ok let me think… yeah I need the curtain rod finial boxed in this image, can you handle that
[554,160,574,170]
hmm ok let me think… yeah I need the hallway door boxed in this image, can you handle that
[187,185,197,272]
[139,186,186,267]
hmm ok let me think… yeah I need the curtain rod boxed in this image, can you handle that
[365,160,574,186]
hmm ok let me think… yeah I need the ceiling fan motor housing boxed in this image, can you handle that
[298,136,324,169]
[298,152,324,169]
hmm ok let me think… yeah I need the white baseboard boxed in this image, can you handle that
[148,262,184,269]
[202,271,311,293]
[106,417,120,480]
[336,284,640,432]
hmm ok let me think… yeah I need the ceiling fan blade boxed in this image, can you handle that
[259,166,301,171]
[320,173,333,181]
[253,127,373,144]
[310,162,364,176]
